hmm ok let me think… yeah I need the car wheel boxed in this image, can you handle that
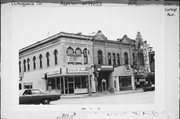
[42,99,50,105]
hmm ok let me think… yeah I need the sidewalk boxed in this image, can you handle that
[61,88,143,99]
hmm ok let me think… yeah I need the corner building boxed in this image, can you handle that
[19,32,95,95]
[19,31,155,94]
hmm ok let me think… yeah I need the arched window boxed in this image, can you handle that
[19,61,21,73]
[132,53,136,65]
[124,52,129,65]
[54,50,58,65]
[138,52,144,65]
[23,59,26,72]
[66,46,74,55]
[27,58,30,71]
[113,53,116,65]
[46,52,50,67]
[98,50,103,65]
[83,48,88,64]
[117,53,120,65]
[39,54,43,68]
[33,56,36,69]
[108,53,111,65]
[75,47,82,55]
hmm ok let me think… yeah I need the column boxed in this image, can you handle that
[131,75,135,90]
[109,72,114,93]
[63,77,65,95]
[116,76,120,91]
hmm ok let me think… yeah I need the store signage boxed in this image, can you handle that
[67,67,88,73]
[46,68,61,75]
[67,55,82,63]
[124,65,131,72]
[143,44,151,73]
[100,65,114,71]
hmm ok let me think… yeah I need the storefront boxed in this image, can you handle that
[113,65,135,91]
[95,65,114,92]
[46,66,94,95]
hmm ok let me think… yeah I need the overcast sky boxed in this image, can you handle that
[12,5,164,51]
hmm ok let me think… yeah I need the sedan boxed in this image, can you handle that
[19,89,61,104]
[143,84,155,92]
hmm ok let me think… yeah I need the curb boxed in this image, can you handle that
[61,89,143,99]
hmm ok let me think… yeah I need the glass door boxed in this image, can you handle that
[68,76,74,94]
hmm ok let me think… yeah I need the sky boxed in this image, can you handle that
[12,5,164,51]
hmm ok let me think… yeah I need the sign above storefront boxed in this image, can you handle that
[67,67,88,73]
[46,68,61,75]
[97,65,114,71]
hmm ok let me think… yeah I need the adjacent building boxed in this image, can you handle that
[19,31,155,95]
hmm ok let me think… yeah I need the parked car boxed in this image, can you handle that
[143,84,155,92]
[19,89,61,104]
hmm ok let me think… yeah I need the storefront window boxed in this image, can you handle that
[81,76,87,88]
[75,76,81,88]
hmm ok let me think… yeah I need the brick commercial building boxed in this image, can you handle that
[19,31,155,95]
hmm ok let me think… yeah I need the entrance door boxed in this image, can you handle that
[68,82,74,94]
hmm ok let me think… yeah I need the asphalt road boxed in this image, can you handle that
[50,91,154,104]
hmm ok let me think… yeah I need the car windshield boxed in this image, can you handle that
[38,89,48,94]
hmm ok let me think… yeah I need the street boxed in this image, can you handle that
[50,91,154,104]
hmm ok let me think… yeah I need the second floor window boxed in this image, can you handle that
[19,61,21,73]
[117,53,120,65]
[113,53,116,65]
[124,52,129,65]
[98,50,103,65]
[75,47,82,55]
[46,52,50,67]
[54,50,58,65]
[27,58,30,71]
[23,59,26,72]
[33,56,36,69]
[39,54,43,68]
[66,46,74,55]
[83,48,88,65]
[108,53,111,65]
